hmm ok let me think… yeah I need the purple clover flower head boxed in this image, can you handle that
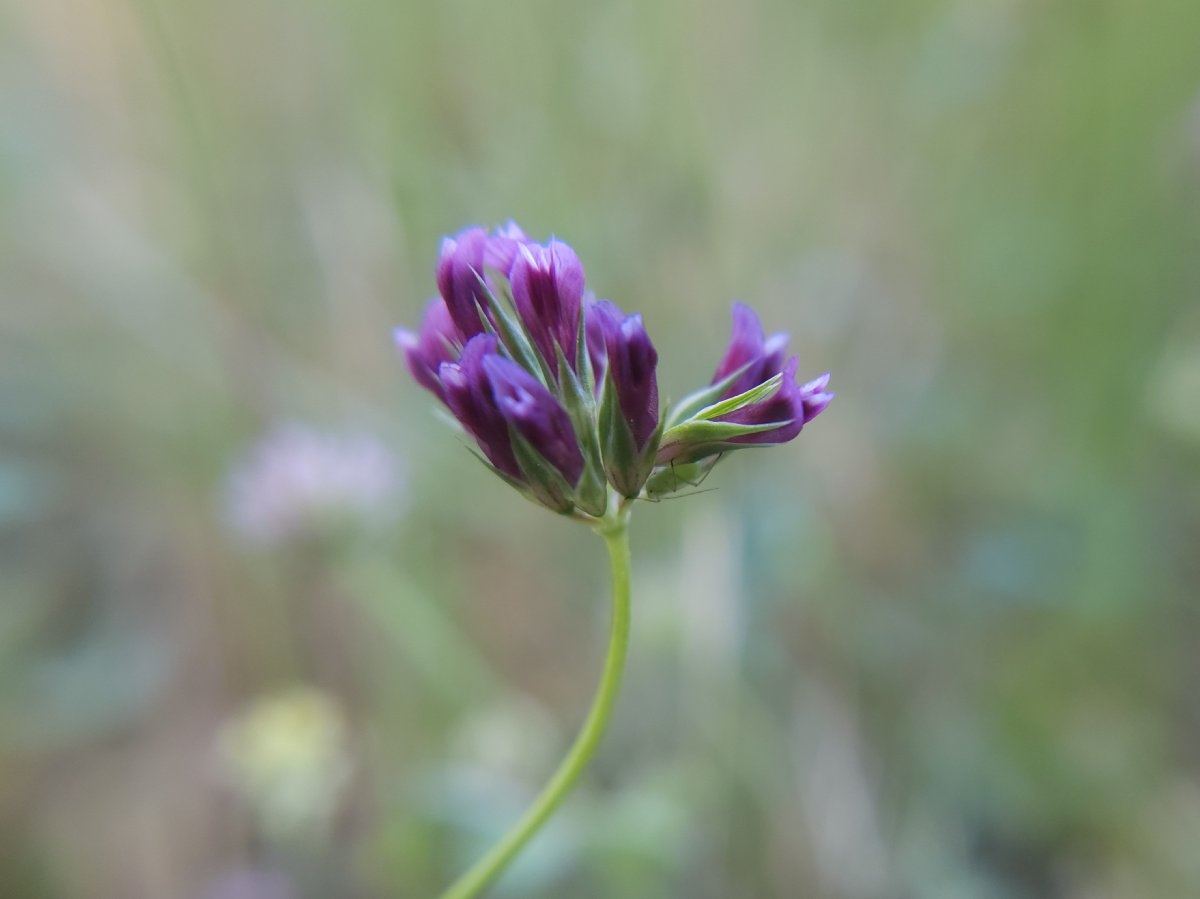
[397,223,831,515]
[510,240,584,376]
[588,300,659,450]
[440,334,523,480]
[436,226,491,337]
[712,302,790,399]
[394,296,462,403]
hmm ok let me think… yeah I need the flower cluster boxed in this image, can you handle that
[396,223,832,517]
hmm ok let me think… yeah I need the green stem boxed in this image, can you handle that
[437,512,633,899]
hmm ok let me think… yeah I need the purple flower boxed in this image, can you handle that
[587,299,659,451]
[510,240,585,376]
[717,358,832,445]
[436,227,492,338]
[484,355,585,487]
[709,303,832,443]
[440,335,523,479]
[655,304,832,465]
[712,302,790,399]
[394,297,462,403]
[440,335,585,503]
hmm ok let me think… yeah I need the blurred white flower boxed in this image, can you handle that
[216,686,353,841]
[223,423,403,545]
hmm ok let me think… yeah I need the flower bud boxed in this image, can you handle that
[436,227,491,338]
[394,297,462,403]
[588,302,657,441]
[655,304,832,466]
[715,358,831,446]
[440,335,523,479]
[484,355,586,497]
[587,300,661,497]
[510,240,584,376]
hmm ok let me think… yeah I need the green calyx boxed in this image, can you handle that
[598,368,663,499]
[655,372,786,466]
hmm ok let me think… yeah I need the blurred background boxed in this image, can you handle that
[3,0,1199,897]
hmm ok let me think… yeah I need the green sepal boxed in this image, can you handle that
[471,272,554,387]
[433,405,465,433]
[636,414,667,491]
[654,372,788,465]
[507,426,577,514]
[573,461,609,517]
[689,373,782,422]
[656,417,792,465]
[551,342,607,517]
[553,342,594,421]
[664,361,760,428]
[574,304,595,397]
[661,417,789,446]
[598,370,661,498]
[598,371,633,495]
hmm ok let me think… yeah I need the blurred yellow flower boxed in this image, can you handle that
[216,687,352,841]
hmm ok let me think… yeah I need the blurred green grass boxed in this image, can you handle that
[2,0,1200,897]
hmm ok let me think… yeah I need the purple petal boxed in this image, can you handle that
[440,334,521,478]
[799,372,834,422]
[712,303,766,384]
[483,355,585,485]
[436,227,491,337]
[712,303,794,399]
[396,297,461,402]
[483,221,531,277]
[584,298,622,391]
[609,313,659,450]
[721,357,808,445]
[510,239,585,374]
[586,299,659,449]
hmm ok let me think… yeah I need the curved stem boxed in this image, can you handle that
[436,516,633,899]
